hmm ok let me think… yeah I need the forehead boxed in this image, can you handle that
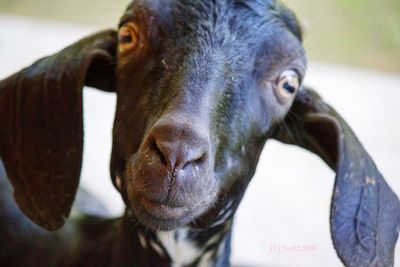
[124,0,302,42]
[122,0,306,75]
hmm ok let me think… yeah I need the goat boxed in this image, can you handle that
[0,0,399,266]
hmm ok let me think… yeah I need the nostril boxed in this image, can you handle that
[148,136,168,166]
[194,153,207,166]
[183,152,207,170]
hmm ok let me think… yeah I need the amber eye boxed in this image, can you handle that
[273,70,300,104]
[118,22,140,53]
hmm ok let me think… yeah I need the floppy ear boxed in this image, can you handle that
[0,30,117,231]
[273,87,400,267]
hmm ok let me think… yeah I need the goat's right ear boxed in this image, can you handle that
[0,30,117,231]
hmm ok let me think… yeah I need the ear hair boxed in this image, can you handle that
[0,30,117,231]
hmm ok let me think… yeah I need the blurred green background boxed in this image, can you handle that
[285,0,400,72]
[1,0,399,72]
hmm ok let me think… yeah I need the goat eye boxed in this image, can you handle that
[118,23,139,52]
[274,70,300,104]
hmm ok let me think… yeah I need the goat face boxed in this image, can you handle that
[110,0,306,231]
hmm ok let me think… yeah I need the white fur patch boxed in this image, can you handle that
[210,209,232,227]
[157,228,202,267]
[150,241,165,257]
[138,233,147,249]
[197,250,214,267]
[212,200,234,227]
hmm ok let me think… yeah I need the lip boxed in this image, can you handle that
[139,196,191,220]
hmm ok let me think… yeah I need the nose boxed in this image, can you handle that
[135,115,213,205]
[147,118,210,173]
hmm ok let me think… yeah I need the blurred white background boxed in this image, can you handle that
[1,1,400,266]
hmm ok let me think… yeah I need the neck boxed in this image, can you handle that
[115,215,233,267]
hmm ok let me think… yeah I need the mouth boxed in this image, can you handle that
[129,193,214,231]
[139,195,191,220]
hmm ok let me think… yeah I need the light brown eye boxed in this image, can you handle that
[118,22,140,53]
[274,70,300,104]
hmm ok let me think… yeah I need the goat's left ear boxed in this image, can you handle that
[273,87,400,267]
[0,30,117,231]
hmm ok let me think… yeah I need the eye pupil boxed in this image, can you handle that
[283,82,296,94]
[120,35,133,43]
